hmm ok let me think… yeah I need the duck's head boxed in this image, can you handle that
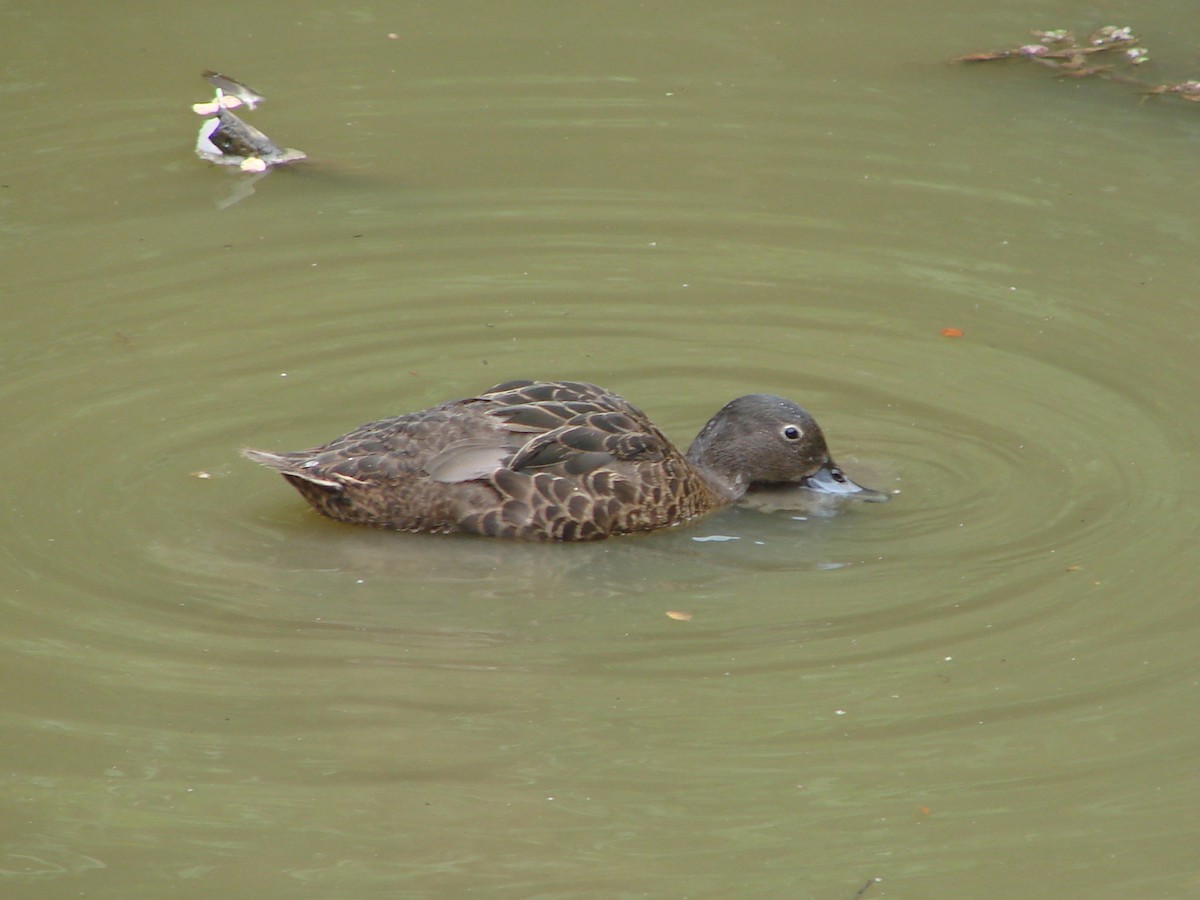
[685,394,886,502]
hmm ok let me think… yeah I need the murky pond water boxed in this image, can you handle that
[4,1,1200,897]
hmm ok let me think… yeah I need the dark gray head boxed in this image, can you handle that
[685,394,883,501]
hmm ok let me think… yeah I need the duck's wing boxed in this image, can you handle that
[504,412,666,473]
[475,381,672,477]
[242,381,673,491]
[451,381,702,539]
[242,405,519,490]
[477,380,624,409]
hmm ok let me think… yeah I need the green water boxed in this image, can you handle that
[3,1,1199,897]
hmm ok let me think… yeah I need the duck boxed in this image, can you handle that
[242,379,885,541]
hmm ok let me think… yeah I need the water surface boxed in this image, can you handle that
[3,1,1199,897]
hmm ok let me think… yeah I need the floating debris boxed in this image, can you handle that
[195,101,307,172]
[953,25,1200,114]
[954,25,1147,77]
[665,610,693,621]
[192,73,305,173]
[201,70,266,110]
[1145,80,1200,102]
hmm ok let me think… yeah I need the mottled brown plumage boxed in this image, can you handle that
[242,380,882,541]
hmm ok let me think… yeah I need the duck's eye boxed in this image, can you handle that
[830,467,848,483]
[781,425,803,441]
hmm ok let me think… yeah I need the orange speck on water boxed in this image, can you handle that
[940,327,964,338]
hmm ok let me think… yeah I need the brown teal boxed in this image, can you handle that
[242,379,884,541]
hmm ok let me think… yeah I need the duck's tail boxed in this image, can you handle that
[241,447,344,490]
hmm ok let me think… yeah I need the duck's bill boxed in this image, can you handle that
[801,462,889,502]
